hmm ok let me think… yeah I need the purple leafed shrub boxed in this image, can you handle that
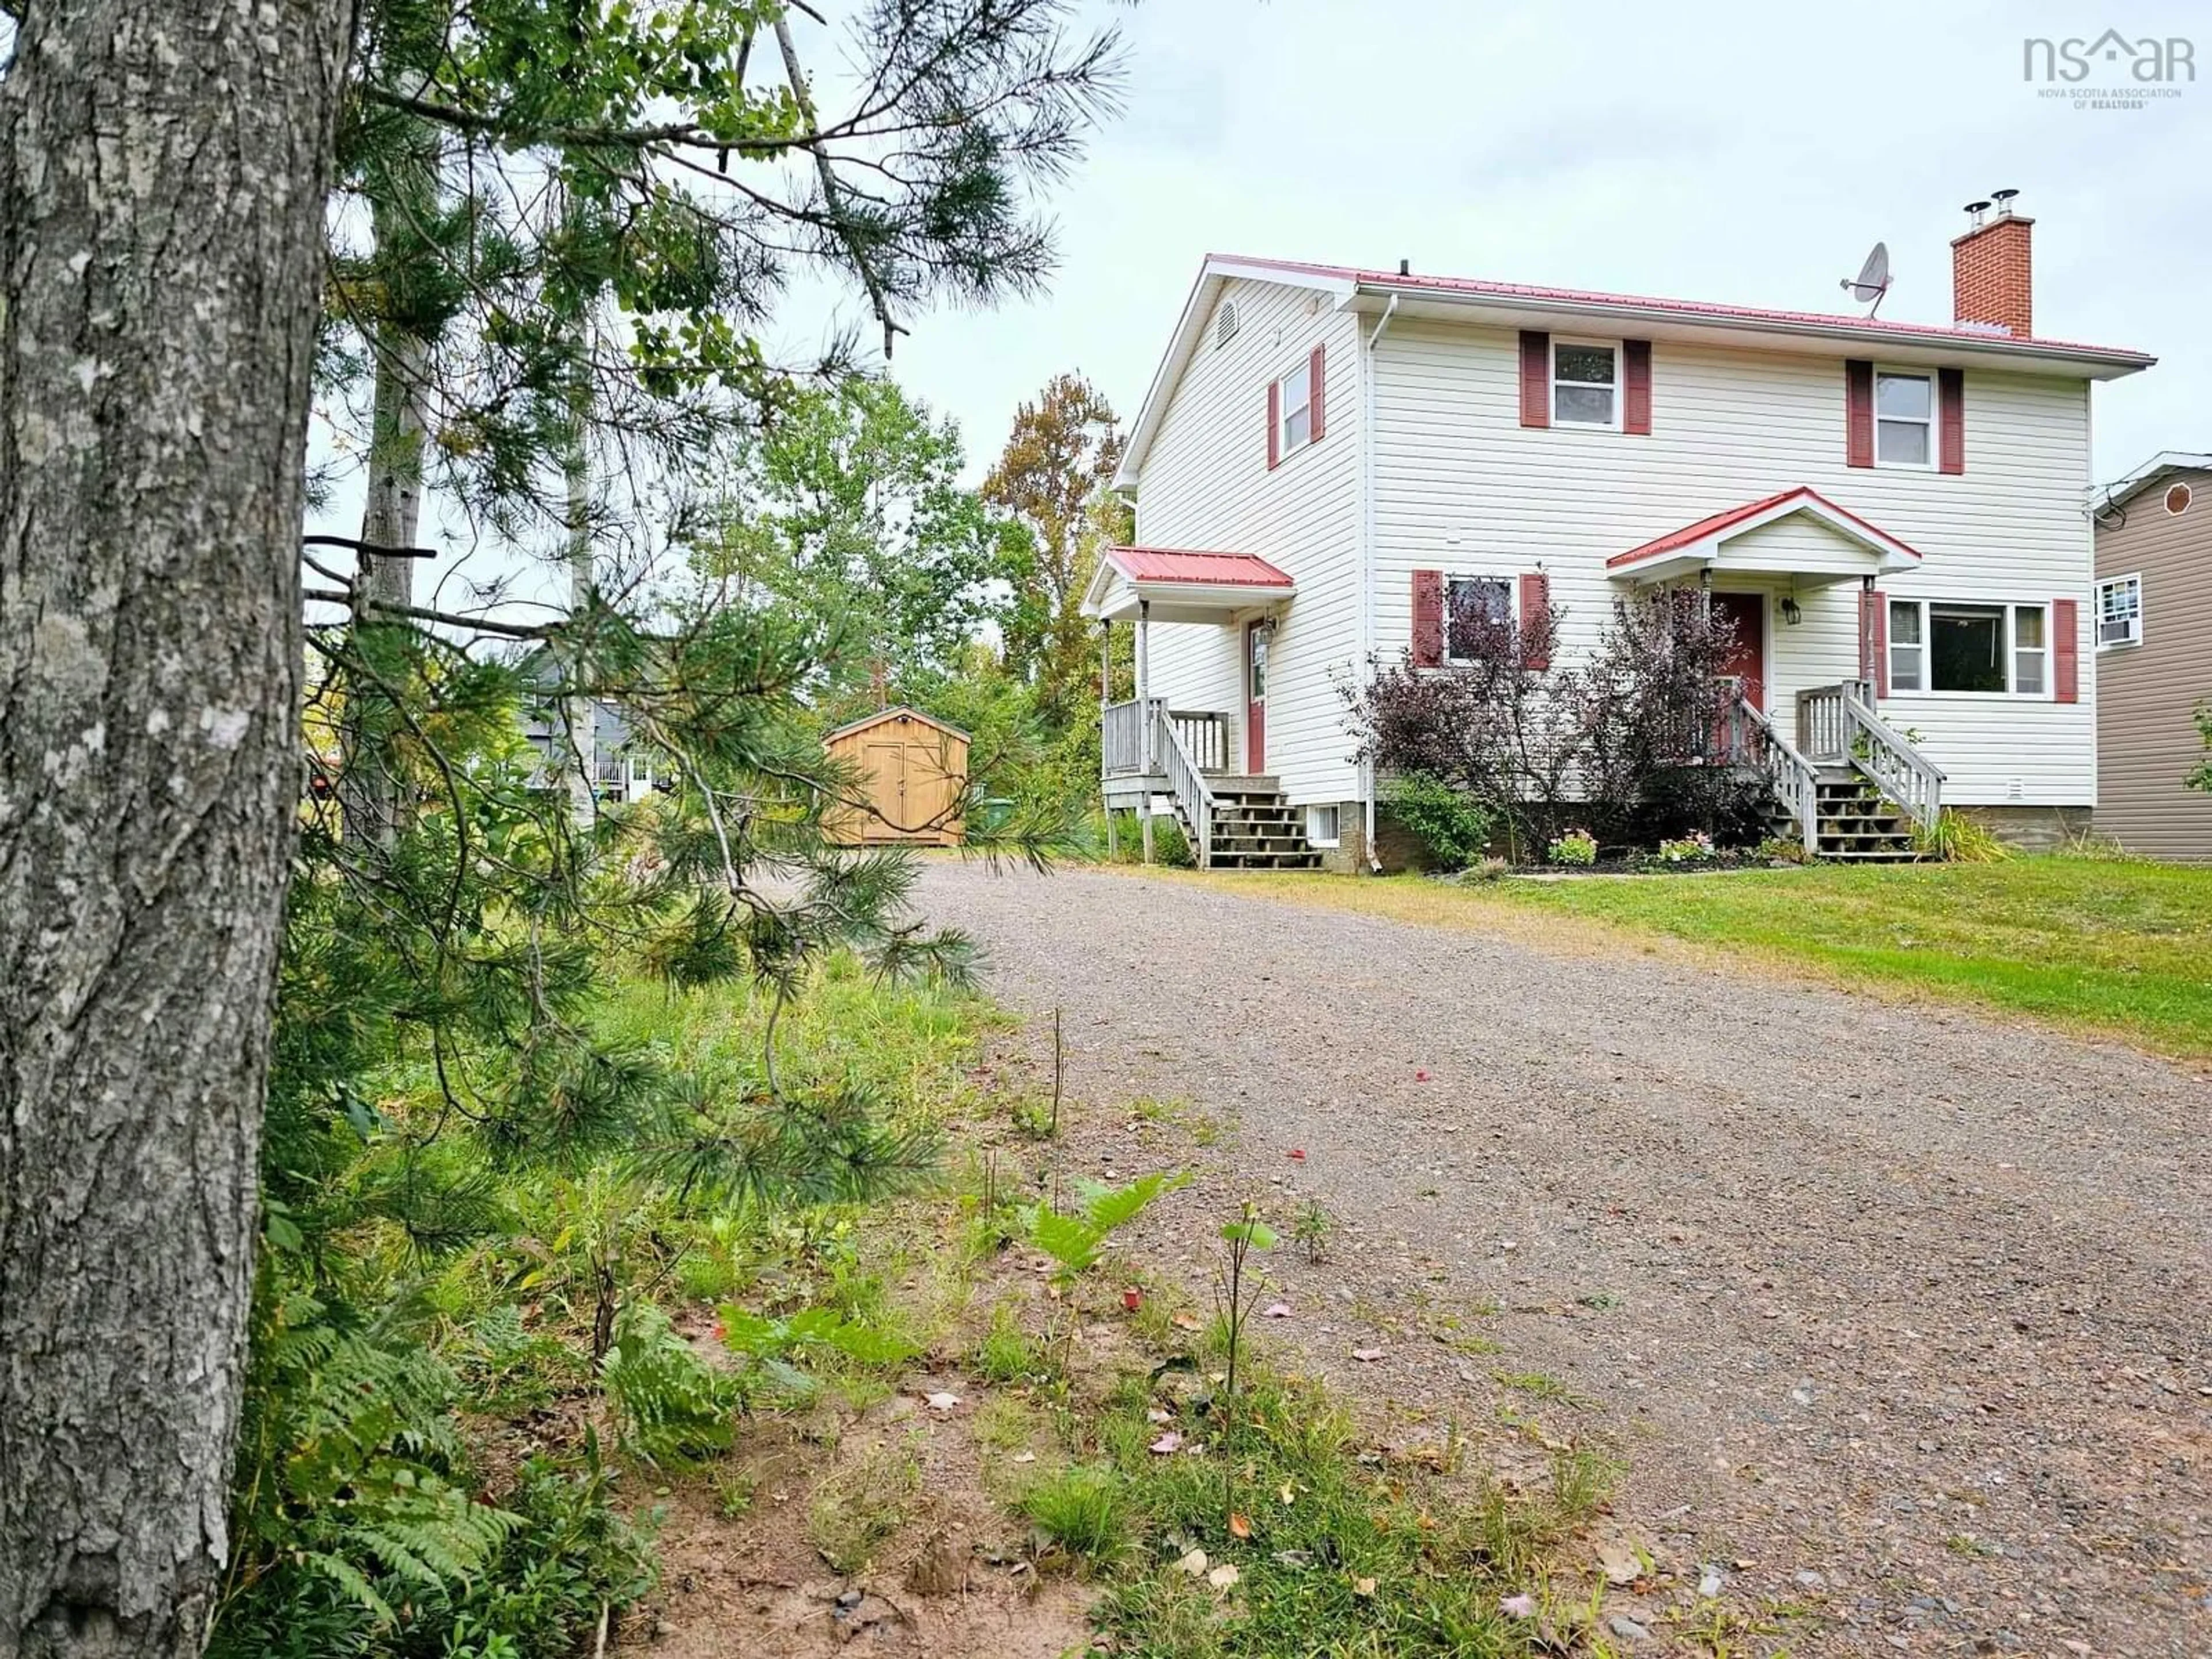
[1344,588,1768,857]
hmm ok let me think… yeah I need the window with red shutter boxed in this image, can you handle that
[1938,368,1965,474]
[1411,570,1444,667]
[1518,573,1551,669]
[1622,340,1652,435]
[1844,359,1874,467]
[1518,332,1550,428]
[2053,597,2079,702]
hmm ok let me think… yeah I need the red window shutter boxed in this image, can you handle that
[1622,339,1652,435]
[1518,573,1550,670]
[1518,331,1550,428]
[1938,368,1965,474]
[1411,570,1444,667]
[1845,359,1874,468]
[1266,378,1281,470]
[1861,587,1888,692]
[1308,344,1326,442]
[2054,597,2079,702]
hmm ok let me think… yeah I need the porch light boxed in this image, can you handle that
[1780,594,1802,626]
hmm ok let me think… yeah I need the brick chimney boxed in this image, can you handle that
[1952,190,2033,338]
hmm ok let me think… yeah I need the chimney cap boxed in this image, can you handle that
[1991,187,2021,213]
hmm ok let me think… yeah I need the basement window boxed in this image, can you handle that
[1305,804,1340,849]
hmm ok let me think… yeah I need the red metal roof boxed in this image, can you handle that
[1104,546,1294,586]
[1208,253,2152,362]
[1608,487,1923,569]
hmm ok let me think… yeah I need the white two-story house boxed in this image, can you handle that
[1083,199,2154,870]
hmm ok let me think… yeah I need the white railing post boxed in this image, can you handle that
[1735,691,1821,855]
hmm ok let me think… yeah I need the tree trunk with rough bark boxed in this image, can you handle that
[0,3,357,1654]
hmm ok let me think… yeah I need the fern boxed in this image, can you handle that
[213,1289,648,1658]
[1025,1171,1190,1279]
[601,1301,740,1469]
[717,1301,919,1389]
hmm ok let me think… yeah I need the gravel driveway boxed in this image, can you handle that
[913,861,2212,1658]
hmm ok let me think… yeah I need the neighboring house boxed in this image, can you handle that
[1084,199,2154,869]
[516,653,665,805]
[2089,453,2212,861]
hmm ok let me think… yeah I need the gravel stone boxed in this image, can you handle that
[916,865,2212,1654]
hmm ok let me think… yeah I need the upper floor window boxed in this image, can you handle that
[1277,361,1312,452]
[1888,599,2047,695]
[1444,574,1512,662]
[2096,574,2143,649]
[1874,370,1935,467]
[1551,340,1618,427]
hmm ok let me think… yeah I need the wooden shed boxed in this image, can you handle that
[823,706,970,846]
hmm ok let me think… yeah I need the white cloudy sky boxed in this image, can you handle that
[314,0,2210,573]
[880,0,2209,483]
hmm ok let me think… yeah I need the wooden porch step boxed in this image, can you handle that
[1202,851,1324,870]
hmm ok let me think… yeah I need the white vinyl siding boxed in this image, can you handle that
[1370,320,2096,805]
[1131,278,1362,806]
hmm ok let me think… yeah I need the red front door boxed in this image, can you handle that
[1712,592,1767,711]
[1245,620,1268,774]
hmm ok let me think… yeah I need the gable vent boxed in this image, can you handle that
[2166,482,2193,516]
[1214,300,1239,349]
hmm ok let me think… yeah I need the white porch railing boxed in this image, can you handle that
[1154,703,1217,865]
[1101,696,1163,777]
[1795,680,1862,765]
[1169,710,1231,775]
[1796,680,1945,831]
[1102,699,1234,779]
[1733,693,1821,857]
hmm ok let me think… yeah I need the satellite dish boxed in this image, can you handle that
[1839,241,1891,315]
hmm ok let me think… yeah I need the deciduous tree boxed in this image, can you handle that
[984,373,1129,728]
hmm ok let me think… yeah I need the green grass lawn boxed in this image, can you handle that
[1200,857,2212,1061]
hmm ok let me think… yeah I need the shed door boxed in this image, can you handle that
[865,741,907,834]
[904,741,951,836]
